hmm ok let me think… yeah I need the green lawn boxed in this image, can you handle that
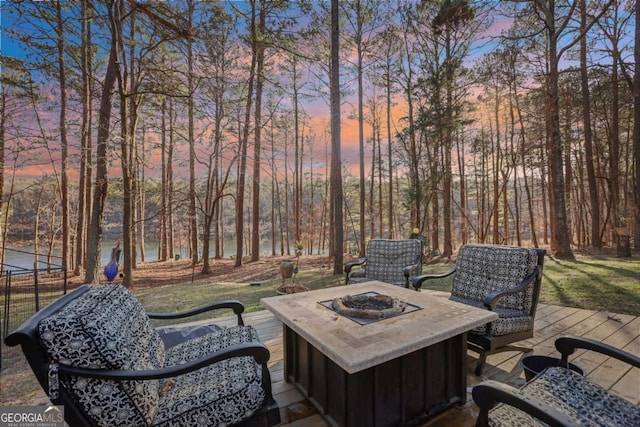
[540,254,640,315]
[134,268,345,326]
[134,252,640,319]
[416,253,639,315]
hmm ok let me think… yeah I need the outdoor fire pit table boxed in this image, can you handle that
[261,281,498,427]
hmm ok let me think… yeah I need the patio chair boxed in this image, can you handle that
[412,244,545,375]
[4,284,280,427]
[473,335,640,426]
[344,239,423,289]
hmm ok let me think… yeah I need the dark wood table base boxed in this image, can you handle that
[284,325,468,427]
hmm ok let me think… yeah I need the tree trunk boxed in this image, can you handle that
[117,1,134,287]
[492,89,500,244]
[168,98,175,260]
[546,6,574,259]
[605,6,628,257]
[75,0,92,276]
[188,0,198,265]
[513,77,538,247]
[580,0,601,248]
[442,31,453,257]
[456,127,468,245]
[160,97,168,261]
[137,128,146,263]
[55,0,70,272]
[508,94,521,246]
[284,123,291,255]
[251,2,265,262]
[385,59,394,239]
[376,112,383,238]
[356,2,366,256]
[330,0,344,273]
[562,94,573,246]
[634,0,640,252]
[85,4,120,283]
[293,58,302,244]
[235,0,257,267]
[270,126,277,256]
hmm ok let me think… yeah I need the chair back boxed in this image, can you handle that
[5,285,165,427]
[452,244,544,315]
[365,239,423,284]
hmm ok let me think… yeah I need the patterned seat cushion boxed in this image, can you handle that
[39,286,269,427]
[157,324,223,349]
[353,239,422,286]
[487,367,640,426]
[153,326,266,426]
[450,245,539,336]
[39,285,165,426]
[450,295,534,336]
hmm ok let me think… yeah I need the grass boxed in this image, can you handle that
[134,267,345,326]
[133,252,640,318]
[541,254,640,315]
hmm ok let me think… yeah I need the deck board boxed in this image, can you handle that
[12,295,639,426]
[234,297,640,427]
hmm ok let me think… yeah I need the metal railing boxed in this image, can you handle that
[0,248,69,370]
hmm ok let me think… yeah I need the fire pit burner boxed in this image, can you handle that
[332,293,406,319]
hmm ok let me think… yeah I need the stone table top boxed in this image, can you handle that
[261,281,498,374]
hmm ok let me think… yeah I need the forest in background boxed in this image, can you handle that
[1,0,638,286]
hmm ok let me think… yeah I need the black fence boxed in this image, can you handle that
[0,249,70,370]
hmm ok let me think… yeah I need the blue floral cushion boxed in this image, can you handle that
[39,285,165,426]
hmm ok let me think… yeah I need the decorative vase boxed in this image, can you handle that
[280,261,294,279]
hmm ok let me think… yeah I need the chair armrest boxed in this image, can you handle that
[344,258,366,274]
[411,267,456,291]
[57,342,270,381]
[345,258,367,285]
[472,380,578,427]
[555,336,640,369]
[147,300,245,326]
[403,263,421,278]
[483,267,539,310]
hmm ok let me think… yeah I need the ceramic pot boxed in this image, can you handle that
[280,261,294,279]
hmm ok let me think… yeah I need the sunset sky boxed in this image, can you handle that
[1,1,629,181]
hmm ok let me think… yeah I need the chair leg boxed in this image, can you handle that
[475,352,488,376]
[474,346,533,376]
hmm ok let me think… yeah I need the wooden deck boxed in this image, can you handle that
[216,290,640,427]
[19,290,639,426]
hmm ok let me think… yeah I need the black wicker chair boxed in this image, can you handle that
[413,244,545,375]
[4,284,280,427]
[473,336,640,426]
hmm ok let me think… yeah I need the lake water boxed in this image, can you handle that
[2,241,190,272]
[2,239,295,272]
